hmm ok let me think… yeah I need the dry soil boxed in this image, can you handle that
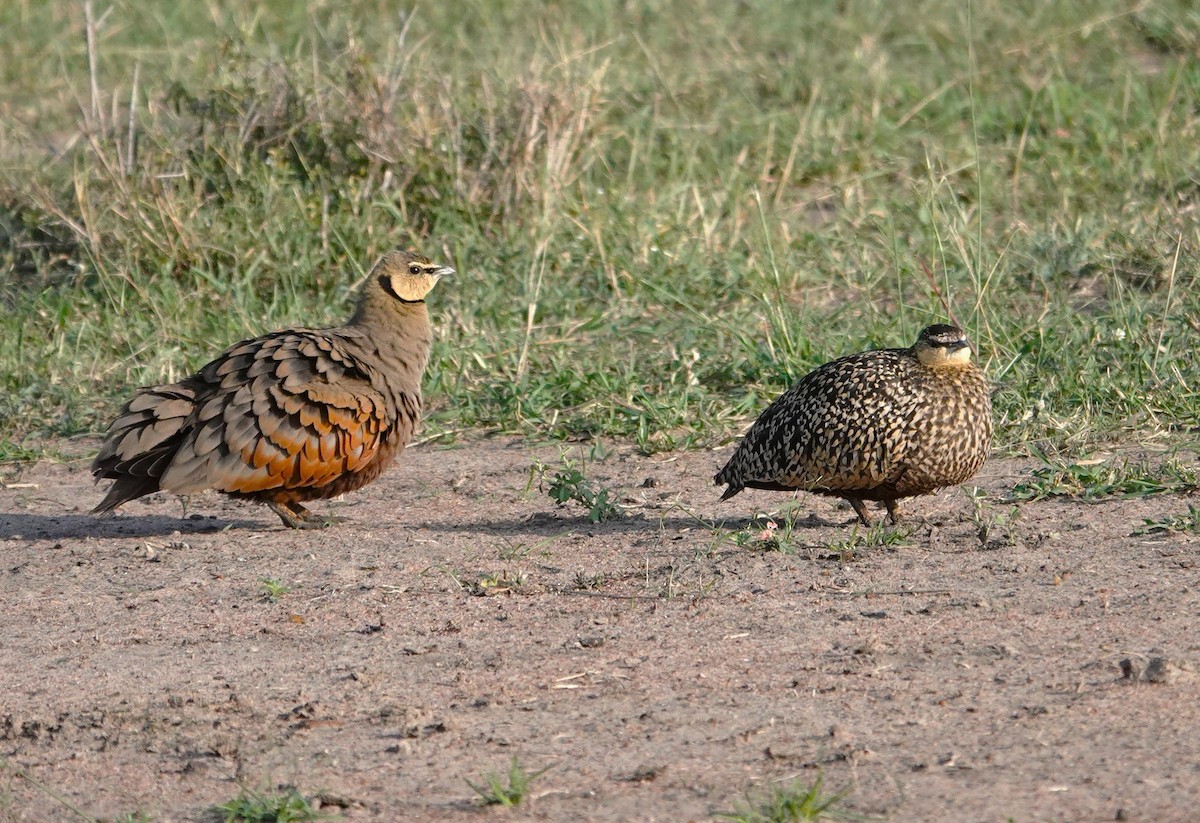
[1,438,1198,822]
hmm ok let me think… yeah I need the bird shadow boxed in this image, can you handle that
[408,508,850,538]
[0,511,266,541]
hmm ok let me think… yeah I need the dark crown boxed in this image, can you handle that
[918,324,967,347]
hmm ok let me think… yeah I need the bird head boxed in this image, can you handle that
[914,324,974,368]
[372,250,454,303]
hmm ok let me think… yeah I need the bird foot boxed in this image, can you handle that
[269,502,347,530]
[847,499,874,527]
[847,499,903,527]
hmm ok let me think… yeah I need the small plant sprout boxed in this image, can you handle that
[259,578,291,603]
[819,522,912,560]
[497,541,532,561]
[732,515,799,554]
[717,775,850,822]
[470,570,527,596]
[968,486,1021,549]
[215,785,330,822]
[573,569,611,590]
[528,453,621,523]
[497,534,557,561]
[466,756,550,807]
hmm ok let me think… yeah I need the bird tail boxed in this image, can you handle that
[92,475,160,515]
[713,464,743,501]
[718,484,742,501]
[92,386,197,513]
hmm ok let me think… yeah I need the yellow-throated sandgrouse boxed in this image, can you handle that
[92,249,453,529]
[714,324,992,525]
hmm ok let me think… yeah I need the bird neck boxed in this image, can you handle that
[349,292,431,331]
[916,346,973,369]
[339,294,434,393]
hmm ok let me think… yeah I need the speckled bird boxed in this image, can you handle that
[714,324,992,525]
[92,249,453,529]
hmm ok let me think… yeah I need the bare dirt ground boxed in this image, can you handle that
[1,437,1198,823]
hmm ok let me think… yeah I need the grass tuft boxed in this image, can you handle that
[1008,456,1199,503]
[819,523,913,560]
[717,775,851,822]
[1132,504,1200,536]
[215,785,330,822]
[465,756,549,807]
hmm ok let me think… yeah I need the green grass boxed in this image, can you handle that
[2,1,1199,457]
[215,786,331,822]
[1133,504,1200,535]
[717,775,850,822]
[818,522,915,558]
[0,439,62,465]
[1008,455,1199,502]
[465,756,549,807]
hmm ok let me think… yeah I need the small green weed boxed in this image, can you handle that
[1133,505,1200,536]
[967,488,1021,549]
[642,556,721,600]
[573,570,611,590]
[215,786,330,822]
[1009,457,1199,503]
[466,757,549,807]
[497,535,557,561]
[470,570,527,596]
[107,814,153,823]
[717,775,850,822]
[259,578,291,603]
[549,467,620,522]
[819,523,912,560]
[731,515,802,554]
[0,439,49,464]
[528,455,621,523]
[497,542,532,561]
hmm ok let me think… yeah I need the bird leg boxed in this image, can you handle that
[884,499,903,525]
[846,498,873,527]
[268,500,346,530]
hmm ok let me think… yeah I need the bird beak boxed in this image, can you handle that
[434,265,455,279]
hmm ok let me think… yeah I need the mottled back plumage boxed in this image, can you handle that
[714,324,992,525]
[92,250,453,529]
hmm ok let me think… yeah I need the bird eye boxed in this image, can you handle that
[409,265,421,274]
